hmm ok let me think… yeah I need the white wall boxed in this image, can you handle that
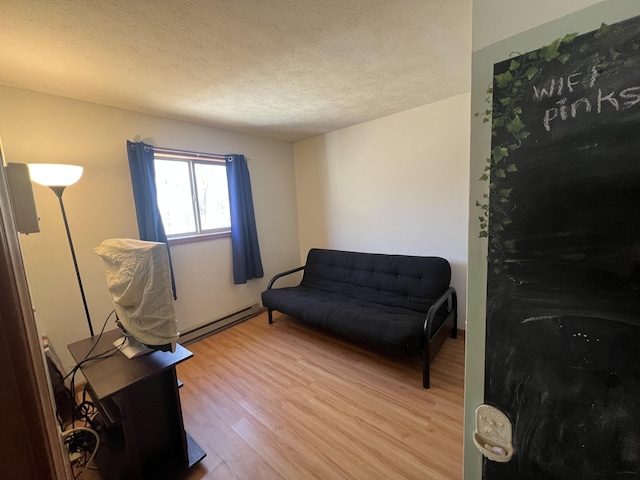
[294,93,470,328]
[466,1,637,478]
[0,85,300,371]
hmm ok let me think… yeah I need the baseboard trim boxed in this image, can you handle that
[179,303,260,345]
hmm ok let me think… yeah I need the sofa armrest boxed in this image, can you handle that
[267,265,305,290]
[423,287,457,340]
[421,287,457,388]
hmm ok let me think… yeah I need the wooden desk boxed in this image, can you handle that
[68,330,205,479]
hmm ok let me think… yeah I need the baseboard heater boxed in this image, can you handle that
[179,303,261,345]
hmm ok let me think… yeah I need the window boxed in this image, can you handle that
[154,154,231,241]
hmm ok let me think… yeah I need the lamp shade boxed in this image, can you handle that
[28,164,83,187]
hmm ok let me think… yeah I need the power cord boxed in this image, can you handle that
[61,426,99,478]
[64,310,121,429]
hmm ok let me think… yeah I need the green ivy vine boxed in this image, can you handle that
[475,33,578,275]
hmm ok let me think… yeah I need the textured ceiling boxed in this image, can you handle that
[0,0,471,143]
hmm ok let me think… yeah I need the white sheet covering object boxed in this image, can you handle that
[94,238,179,346]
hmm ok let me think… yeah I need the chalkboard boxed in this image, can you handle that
[484,15,640,479]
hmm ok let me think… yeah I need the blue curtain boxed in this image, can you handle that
[126,140,177,299]
[226,154,264,284]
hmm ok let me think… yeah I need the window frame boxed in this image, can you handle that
[153,153,231,244]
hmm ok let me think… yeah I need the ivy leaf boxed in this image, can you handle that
[594,23,611,39]
[496,169,506,178]
[479,231,488,238]
[479,173,489,181]
[491,146,509,163]
[494,71,514,89]
[525,66,539,80]
[558,53,571,64]
[562,32,578,43]
[540,38,562,62]
[528,52,538,60]
[474,112,480,117]
[506,115,526,135]
[506,164,518,172]
[504,240,518,253]
[498,188,512,197]
[509,60,521,71]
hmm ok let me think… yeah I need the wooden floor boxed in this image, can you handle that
[176,311,465,480]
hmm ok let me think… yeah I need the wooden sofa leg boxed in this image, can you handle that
[268,309,273,324]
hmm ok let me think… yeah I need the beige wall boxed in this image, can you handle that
[0,85,300,371]
[294,93,471,329]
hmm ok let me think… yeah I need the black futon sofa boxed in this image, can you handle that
[261,248,457,388]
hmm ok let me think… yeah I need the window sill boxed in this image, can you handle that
[168,231,230,246]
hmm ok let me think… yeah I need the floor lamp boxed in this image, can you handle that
[28,164,94,337]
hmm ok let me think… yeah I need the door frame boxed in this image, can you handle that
[0,151,71,479]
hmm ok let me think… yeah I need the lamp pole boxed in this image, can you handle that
[51,185,94,337]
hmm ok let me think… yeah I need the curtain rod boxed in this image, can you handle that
[145,145,230,161]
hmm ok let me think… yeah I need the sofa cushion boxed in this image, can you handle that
[300,249,451,313]
[261,286,427,350]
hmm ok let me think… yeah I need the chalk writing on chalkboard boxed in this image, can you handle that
[534,67,640,131]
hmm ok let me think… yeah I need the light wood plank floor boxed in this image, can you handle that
[177,311,465,479]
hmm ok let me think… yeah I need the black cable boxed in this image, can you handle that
[74,384,98,428]
[65,310,118,428]
[68,345,122,428]
[82,309,116,360]
[60,310,122,476]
